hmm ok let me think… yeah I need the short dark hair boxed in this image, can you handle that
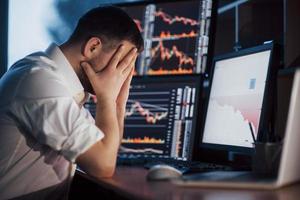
[69,6,144,52]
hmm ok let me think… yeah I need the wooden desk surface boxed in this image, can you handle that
[75,166,300,200]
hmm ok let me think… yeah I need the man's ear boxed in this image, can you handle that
[82,37,102,60]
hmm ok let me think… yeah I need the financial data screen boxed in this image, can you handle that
[202,50,271,148]
[121,0,213,75]
[85,77,200,160]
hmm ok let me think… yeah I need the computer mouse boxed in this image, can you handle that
[146,164,182,181]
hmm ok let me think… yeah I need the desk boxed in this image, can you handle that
[70,166,300,200]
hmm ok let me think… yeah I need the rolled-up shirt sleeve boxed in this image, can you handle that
[11,97,104,163]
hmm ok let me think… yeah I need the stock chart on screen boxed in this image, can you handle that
[121,0,213,75]
[85,76,201,160]
[202,49,272,148]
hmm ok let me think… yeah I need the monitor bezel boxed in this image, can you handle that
[0,0,8,76]
[118,74,203,162]
[199,42,276,154]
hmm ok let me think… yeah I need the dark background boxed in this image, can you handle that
[0,0,8,76]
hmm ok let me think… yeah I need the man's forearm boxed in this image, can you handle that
[116,105,125,144]
[95,99,120,164]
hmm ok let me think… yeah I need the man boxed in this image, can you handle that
[0,6,143,199]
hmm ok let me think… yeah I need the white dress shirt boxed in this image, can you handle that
[0,44,104,199]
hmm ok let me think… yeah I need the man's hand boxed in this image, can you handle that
[116,55,137,143]
[81,45,137,103]
[116,54,137,108]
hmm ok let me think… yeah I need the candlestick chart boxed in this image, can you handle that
[121,0,212,75]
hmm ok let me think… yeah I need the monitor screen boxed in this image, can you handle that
[201,45,272,149]
[85,75,202,161]
[120,0,214,75]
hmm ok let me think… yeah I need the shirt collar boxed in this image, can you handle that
[45,43,84,98]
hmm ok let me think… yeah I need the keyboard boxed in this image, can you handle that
[143,161,247,174]
[118,158,251,174]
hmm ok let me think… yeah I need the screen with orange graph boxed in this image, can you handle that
[84,75,201,161]
[121,0,214,75]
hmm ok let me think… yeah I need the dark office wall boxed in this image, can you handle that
[285,0,300,67]
[0,0,8,77]
[215,0,284,56]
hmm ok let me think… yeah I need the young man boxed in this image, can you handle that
[0,6,143,199]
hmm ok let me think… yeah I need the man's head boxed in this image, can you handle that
[61,6,144,93]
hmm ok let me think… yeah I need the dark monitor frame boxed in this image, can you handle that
[115,0,218,76]
[118,74,203,163]
[0,0,8,77]
[198,42,278,155]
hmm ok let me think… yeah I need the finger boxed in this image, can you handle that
[130,65,135,76]
[81,62,96,80]
[125,67,134,85]
[124,67,134,92]
[120,66,134,94]
[129,67,134,83]
[118,47,137,72]
[125,67,134,95]
[122,54,137,76]
[119,67,134,100]
[107,45,125,70]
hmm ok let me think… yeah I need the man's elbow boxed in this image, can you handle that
[76,140,118,179]
[92,162,116,179]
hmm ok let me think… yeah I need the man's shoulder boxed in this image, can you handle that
[3,52,71,99]
[10,51,57,73]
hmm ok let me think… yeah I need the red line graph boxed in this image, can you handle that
[151,41,195,67]
[126,101,168,124]
[91,95,97,103]
[147,67,193,75]
[133,19,143,32]
[119,146,163,154]
[153,30,197,40]
[155,10,199,26]
[122,136,165,144]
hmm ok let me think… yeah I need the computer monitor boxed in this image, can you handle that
[85,75,202,161]
[118,0,217,75]
[200,43,276,153]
